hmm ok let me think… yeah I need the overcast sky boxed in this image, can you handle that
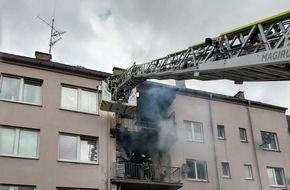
[1,0,290,114]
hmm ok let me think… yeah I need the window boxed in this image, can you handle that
[261,131,279,151]
[0,126,39,158]
[244,164,253,180]
[186,159,208,181]
[267,167,285,187]
[184,121,204,142]
[239,128,247,142]
[221,162,231,178]
[0,75,42,104]
[217,125,225,139]
[0,185,35,190]
[61,86,98,113]
[59,133,98,163]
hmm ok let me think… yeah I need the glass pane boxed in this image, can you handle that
[23,80,42,104]
[244,165,252,179]
[80,90,97,113]
[184,122,192,140]
[0,185,10,190]
[61,87,78,110]
[18,130,38,157]
[0,76,20,101]
[194,123,203,141]
[80,138,97,162]
[59,135,77,160]
[197,161,206,180]
[0,127,15,154]
[186,160,196,179]
[267,168,275,185]
[222,163,229,176]
[261,132,270,148]
[262,143,269,149]
[218,126,224,138]
[269,134,277,150]
[275,169,284,185]
[239,128,246,140]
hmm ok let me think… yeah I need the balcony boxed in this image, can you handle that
[111,162,183,190]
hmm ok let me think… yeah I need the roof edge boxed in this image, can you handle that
[141,81,287,112]
[0,52,111,79]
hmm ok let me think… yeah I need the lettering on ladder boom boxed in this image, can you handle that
[261,49,290,62]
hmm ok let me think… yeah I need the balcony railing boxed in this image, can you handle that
[112,162,181,183]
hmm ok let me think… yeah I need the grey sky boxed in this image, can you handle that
[1,0,290,113]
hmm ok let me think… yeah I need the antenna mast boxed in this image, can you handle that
[37,15,66,54]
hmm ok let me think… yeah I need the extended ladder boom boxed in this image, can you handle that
[101,10,290,114]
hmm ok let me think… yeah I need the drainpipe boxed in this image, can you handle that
[209,94,221,190]
[246,101,263,190]
[107,112,111,190]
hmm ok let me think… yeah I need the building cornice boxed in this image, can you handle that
[140,81,287,113]
[0,52,111,80]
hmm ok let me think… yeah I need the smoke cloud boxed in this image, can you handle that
[116,82,179,168]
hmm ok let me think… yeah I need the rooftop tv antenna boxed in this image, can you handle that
[37,15,66,54]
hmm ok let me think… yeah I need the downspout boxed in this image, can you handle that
[209,94,221,190]
[246,101,263,190]
[107,112,111,190]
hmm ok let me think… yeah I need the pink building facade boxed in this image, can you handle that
[1,52,290,190]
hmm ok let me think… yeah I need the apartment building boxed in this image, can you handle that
[0,52,114,190]
[171,86,290,190]
[1,52,290,190]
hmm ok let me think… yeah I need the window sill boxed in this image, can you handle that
[240,140,248,143]
[187,179,209,183]
[262,148,280,152]
[0,98,42,107]
[57,159,99,165]
[218,137,226,140]
[222,176,231,179]
[0,154,39,160]
[185,139,205,143]
[59,108,99,116]
[269,185,286,188]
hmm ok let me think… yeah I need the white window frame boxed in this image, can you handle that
[184,121,204,142]
[0,75,42,105]
[0,126,39,158]
[239,128,247,142]
[58,133,98,164]
[221,162,231,178]
[261,131,279,151]
[244,164,253,180]
[0,185,36,190]
[60,85,98,114]
[267,167,286,187]
[217,125,225,140]
[186,159,208,181]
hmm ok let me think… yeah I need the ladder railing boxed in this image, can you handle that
[105,10,290,103]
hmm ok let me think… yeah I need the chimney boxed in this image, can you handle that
[112,67,126,76]
[35,51,52,61]
[175,80,186,88]
[234,91,245,99]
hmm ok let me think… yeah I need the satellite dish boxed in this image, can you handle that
[181,164,190,174]
[262,133,272,144]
